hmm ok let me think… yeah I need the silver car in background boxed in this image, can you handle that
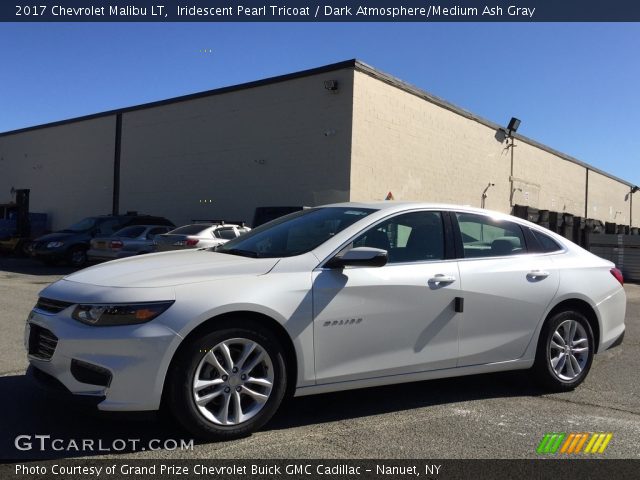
[154,223,251,252]
[87,225,172,262]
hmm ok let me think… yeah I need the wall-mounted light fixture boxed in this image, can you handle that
[481,182,495,209]
[324,80,339,92]
[631,186,639,194]
[506,117,521,137]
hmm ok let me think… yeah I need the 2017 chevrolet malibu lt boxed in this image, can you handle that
[25,203,626,440]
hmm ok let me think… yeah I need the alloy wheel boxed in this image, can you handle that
[548,319,589,381]
[192,338,274,425]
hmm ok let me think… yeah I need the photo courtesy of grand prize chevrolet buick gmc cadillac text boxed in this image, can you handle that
[25,202,626,440]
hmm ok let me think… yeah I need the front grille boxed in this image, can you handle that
[35,297,74,314]
[28,324,58,360]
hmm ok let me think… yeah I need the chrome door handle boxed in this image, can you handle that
[428,274,456,285]
[527,270,550,280]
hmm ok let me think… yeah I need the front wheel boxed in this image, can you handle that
[532,310,594,392]
[68,246,87,268]
[166,321,287,440]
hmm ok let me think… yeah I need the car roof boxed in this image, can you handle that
[324,201,577,247]
[323,201,509,217]
[117,224,169,230]
[182,223,241,229]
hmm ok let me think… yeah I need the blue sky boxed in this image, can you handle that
[1,23,638,183]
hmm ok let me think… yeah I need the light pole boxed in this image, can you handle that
[631,186,639,228]
[502,117,521,208]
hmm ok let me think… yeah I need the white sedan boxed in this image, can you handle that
[25,202,626,440]
[154,223,251,251]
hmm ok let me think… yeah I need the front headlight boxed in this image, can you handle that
[72,301,174,326]
[46,241,64,248]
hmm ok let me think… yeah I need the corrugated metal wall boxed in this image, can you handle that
[589,234,640,283]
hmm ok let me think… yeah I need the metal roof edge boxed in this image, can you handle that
[0,59,358,138]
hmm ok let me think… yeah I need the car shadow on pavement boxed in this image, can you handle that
[0,373,183,461]
[268,370,545,431]
[0,369,544,461]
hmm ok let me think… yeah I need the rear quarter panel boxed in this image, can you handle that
[542,249,626,353]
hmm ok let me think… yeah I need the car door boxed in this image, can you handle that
[453,212,560,366]
[313,210,462,384]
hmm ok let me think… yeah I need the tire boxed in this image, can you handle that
[67,246,87,268]
[166,320,287,441]
[20,242,32,258]
[532,310,594,392]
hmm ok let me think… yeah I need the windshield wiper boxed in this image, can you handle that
[218,248,261,258]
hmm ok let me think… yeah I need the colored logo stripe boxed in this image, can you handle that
[538,433,612,454]
[536,433,565,453]
[559,433,589,453]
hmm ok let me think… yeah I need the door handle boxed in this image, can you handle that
[527,270,550,280]
[428,274,456,285]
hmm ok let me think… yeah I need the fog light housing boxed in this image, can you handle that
[70,359,112,387]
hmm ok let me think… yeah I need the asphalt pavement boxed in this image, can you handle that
[1,257,638,460]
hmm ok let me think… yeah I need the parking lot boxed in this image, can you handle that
[1,257,639,460]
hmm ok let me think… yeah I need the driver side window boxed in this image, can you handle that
[352,211,445,264]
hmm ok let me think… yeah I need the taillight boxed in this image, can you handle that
[185,237,199,246]
[610,268,624,286]
[110,240,123,250]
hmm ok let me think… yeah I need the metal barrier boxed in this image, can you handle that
[588,234,640,283]
[512,204,639,282]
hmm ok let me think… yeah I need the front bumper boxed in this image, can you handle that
[27,365,105,408]
[32,247,68,261]
[26,308,180,411]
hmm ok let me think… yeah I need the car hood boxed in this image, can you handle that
[62,250,279,288]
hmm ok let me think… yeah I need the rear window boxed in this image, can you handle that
[214,228,238,240]
[114,226,146,238]
[530,229,563,253]
[169,224,211,235]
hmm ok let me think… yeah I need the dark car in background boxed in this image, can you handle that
[87,225,172,263]
[31,213,174,267]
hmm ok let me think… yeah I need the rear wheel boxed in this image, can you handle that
[533,310,594,391]
[167,321,287,440]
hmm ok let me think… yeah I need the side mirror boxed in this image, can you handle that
[325,247,388,269]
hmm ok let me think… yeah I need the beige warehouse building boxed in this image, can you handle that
[1,59,637,231]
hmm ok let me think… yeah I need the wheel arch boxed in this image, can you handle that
[545,298,601,352]
[161,310,298,404]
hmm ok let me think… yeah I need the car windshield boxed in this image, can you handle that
[113,226,146,238]
[169,225,211,235]
[216,207,375,258]
[61,217,97,233]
